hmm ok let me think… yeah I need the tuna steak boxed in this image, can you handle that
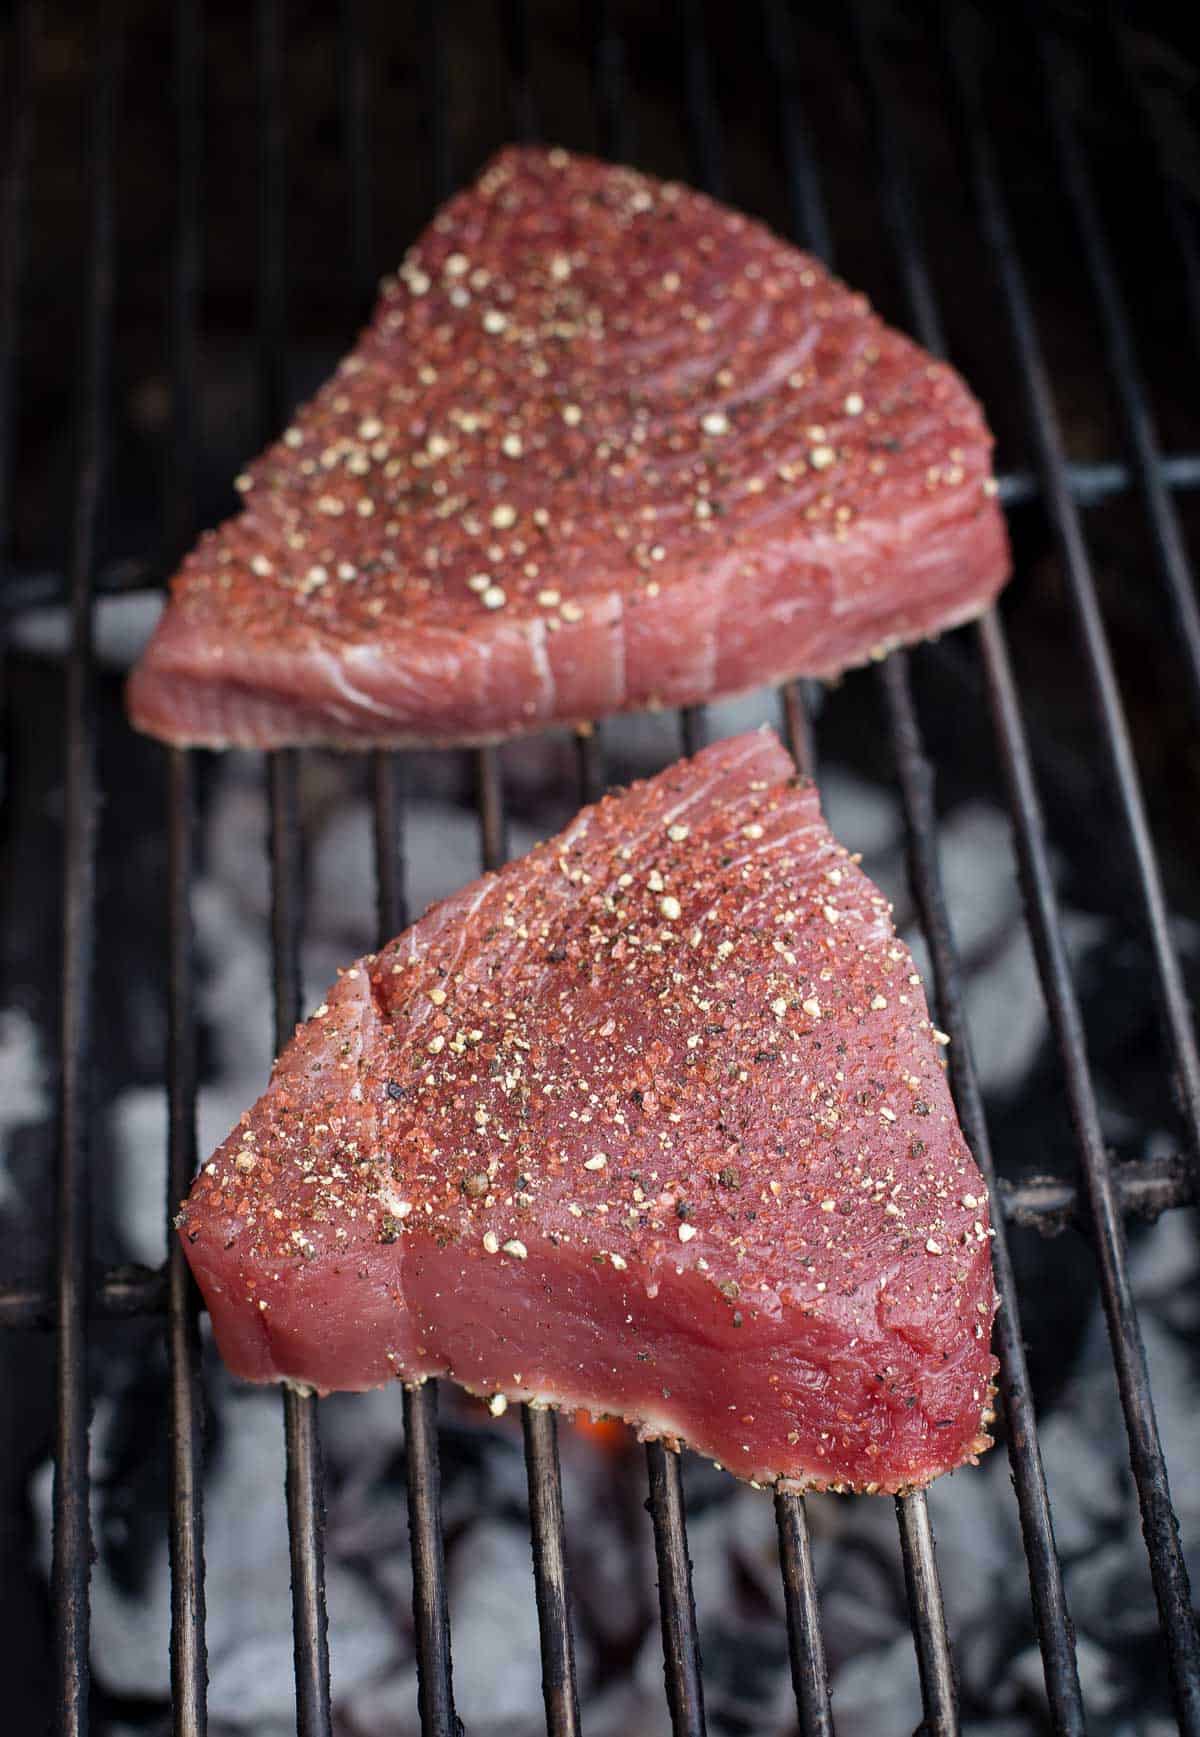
[178,730,997,1492]
[128,146,1009,750]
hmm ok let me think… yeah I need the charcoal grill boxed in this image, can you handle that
[2,1,1199,1732]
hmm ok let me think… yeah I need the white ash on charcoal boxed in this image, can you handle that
[0,1006,48,1221]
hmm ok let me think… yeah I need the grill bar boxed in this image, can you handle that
[881,650,1086,1716]
[0,1267,167,1329]
[980,606,1200,1726]
[53,16,118,1734]
[773,1490,833,1737]
[682,0,723,200]
[1113,6,1200,356]
[646,1440,707,1737]
[575,726,606,806]
[470,734,582,1737]
[380,14,464,1732]
[372,743,460,1735]
[745,10,838,1728]
[270,754,335,1737]
[372,755,408,937]
[761,0,833,270]
[403,1380,459,1736]
[948,43,1200,1714]
[1036,23,1200,721]
[590,0,632,162]
[255,0,287,441]
[4,1154,1188,1328]
[896,1491,957,1734]
[999,451,1200,505]
[166,749,209,1736]
[8,450,1200,618]
[999,1155,1192,1230]
[164,3,209,1730]
[254,3,335,1723]
[852,5,1086,1722]
[340,0,374,315]
[503,0,536,145]
[862,7,1200,1723]
[476,746,508,874]
[465,20,596,1735]
[960,21,1200,1177]
[759,6,961,1723]
[0,0,34,596]
[523,1407,583,1737]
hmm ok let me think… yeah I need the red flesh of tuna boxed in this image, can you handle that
[129,146,1010,750]
[178,731,997,1492]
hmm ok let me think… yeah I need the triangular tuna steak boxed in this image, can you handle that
[179,730,997,1492]
[129,146,1010,750]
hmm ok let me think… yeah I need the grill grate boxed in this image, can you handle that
[3,1,1199,1733]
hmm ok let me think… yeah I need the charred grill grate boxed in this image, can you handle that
[2,1,1199,1733]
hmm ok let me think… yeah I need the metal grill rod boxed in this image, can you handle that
[438,16,586,1735]
[895,1492,957,1733]
[998,452,1200,506]
[524,1407,582,1737]
[1035,22,1200,723]
[340,0,374,318]
[374,12,462,1732]
[883,654,1083,1725]
[163,4,210,1731]
[0,0,35,594]
[6,1144,1191,1317]
[467,742,582,1737]
[166,750,208,1737]
[53,15,118,1733]
[742,7,844,1728]
[759,6,960,1727]
[646,1441,707,1737]
[773,1488,832,1737]
[947,14,1200,1724]
[970,20,1200,1179]
[589,0,633,162]
[980,606,1200,1728]
[370,691,461,1737]
[8,1150,1190,1324]
[269,755,335,1737]
[850,5,1085,1724]
[761,0,833,267]
[254,5,335,1727]
[1111,5,1200,358]
[0,1267,167,1329]
[9,447,1200,623]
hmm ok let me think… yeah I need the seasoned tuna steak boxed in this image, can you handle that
[129,146,1009,750]
[178,730,997,1492]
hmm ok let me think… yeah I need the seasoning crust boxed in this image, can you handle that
[179,729,998,1493]
[129,146,1009,749]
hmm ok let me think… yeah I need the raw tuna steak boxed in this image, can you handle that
[129,146,1010,750]
[178,730,997,1492]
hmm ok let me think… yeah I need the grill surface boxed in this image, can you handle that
[3,2,1200,1733]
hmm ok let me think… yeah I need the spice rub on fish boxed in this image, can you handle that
[129,146,1010,750]
[179,730,997,1492]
